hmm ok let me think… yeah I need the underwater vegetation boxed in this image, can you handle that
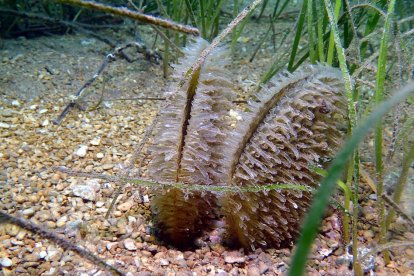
[1,0,414,275]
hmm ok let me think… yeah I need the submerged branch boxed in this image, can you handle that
[53,166,313,194]
[0,211,125,276]
[53,42,161,125]
[55,0,199,35]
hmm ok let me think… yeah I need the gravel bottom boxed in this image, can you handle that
[1,33,413,275]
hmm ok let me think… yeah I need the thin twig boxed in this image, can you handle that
[359,241,414,263]
[382,193,414,228]
[53,53,116,125]
[55,0,199,36]
[351,52,379,78]
[82,97,248,104]
[0,211,125,276]
[53,166,313,194]
[53,42,161,125]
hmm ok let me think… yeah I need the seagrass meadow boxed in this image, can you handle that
[0,0,413,275]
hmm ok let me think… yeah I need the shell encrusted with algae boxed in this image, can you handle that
[147,38,347,250]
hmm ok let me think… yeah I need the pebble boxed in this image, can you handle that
[72,185,96,201]
[96,152,104,159]
[124,238,137,251]
[0,109,15,117]
[117,200,134,211]
[41,119,49,127]
[39,251,47,259]
[363,230,375,239]
[11,100,20,106]
[224,256,246,264]
[15,231,26,240]
[56,216,68,227]
[0,257,13,267]
[90,137,101,146]
[85,179,101,192]
[22,208,35,216]
[102,164,114,170]
[0,122,11,128]
[143,195,149,203]
[14,194,25,203]
[247,266,260,276]
[47,246,62,262]
[75,145,88,157]
[159,259,169,266]
[259,261,269,274]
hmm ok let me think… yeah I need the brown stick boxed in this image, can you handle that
[382,193,414,229]
[53,42,160,125]
[53,53,116,125]
[0,211,125,276]
[55,0,199,36]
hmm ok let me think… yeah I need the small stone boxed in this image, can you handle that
[159,259,169,266]
[247,266,260,276]
[72,185,96,201]
[39,251,47,259]
[406,248,414,258]
[5,225,20,236]
[0,122,10,129]
[117,200,134,212]
[24,253,40,262]
[363,230,374,239]
[47,246,62,262]
[143,195,149,203]
[90,137,101,146]
[124,238,137,251]
[22,208,35,216]
[41,119,49,127]
[56,216,68,228]
[14,195,25,203]
[15,231,26,240]
[75,145,88,157]
[85,179,101,192]
[224,256,246,264]
[0,109,15,117]
[11,100,20,106]
[39,109,48,114]
[0,257,13,267]
[128,216,137,224]
[258,262,269,274]
[102,164,114,170]
[96,152,104,159]
[96,201,105,208]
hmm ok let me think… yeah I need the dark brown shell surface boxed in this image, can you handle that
[220,65,347,250]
